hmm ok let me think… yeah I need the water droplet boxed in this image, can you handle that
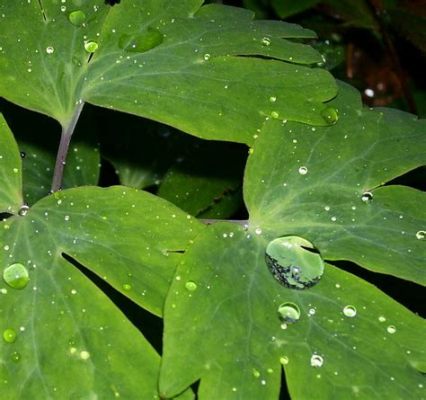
[118,28,163,53]
[271,111,279,119]
[321,107,339,125]
[3,328,17,343]
[68,10,87,27]
[269,96,277,103]
[310,354,324,368]
[20,151,26,158]
[416,231,425,240]
[203,53,211,61]
[280,356,289,365]
[80,350,90,360]
[252,368,260,378]
[3,263,30,289]
[185,281,198,292]
[277,302,300,323]
[46,46,54,54]
[387,325,396,334]
[18,205,29,216]
[122,283,132,291]
[11,351,21,362]
[265,236,324,289]
[261,37,271,46]
[361,192,373,202]
[343,305,357,318]
[378,315,386,322]
[298,166,308,175]
[84,41,99,53]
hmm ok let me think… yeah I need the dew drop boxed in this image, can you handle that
[361,192,373,202]
[118,29,163,53]
[3,263,30,289]
[46,46,54,54]
[298,166,308,175]
[3,328,17,343]
[280,356,289,365]
[278,302,300,324]
[11,351,21,362]
[343,305,357,318]
[84,41,99,53]
[265,236,324,289]
[321,107,339,125]
[310,354,324,368]
[68,10,87,27]
[269,96,277,103]
[185,281,198,292]
[203,53,211,61]
[261,37,271,46]
[416,231,425,240]
[122,283,132,291]
[271,111,279,119]
[18,204,29,216]
[387,325,396,334]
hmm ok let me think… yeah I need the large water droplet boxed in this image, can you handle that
[278,302,300,323]
[310,354,324,367]
[118,28,163,53]
[321,107,339,125]
[3,328,17,343]
[84,41,99,53]
[265,236,324,289]
[18,205,29,216]
[361,192,373,203]
[3,263,30,289]
[416,231,425,240]
[68,10,87,27]
[343,305,357,318]
[387,325,396,334]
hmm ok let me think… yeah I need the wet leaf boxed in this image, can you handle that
[0,1,336,143]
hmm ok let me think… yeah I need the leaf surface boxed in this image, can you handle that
[0,1,336,143]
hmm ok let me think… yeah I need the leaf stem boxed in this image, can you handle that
[51,102,85,193]
[200,219,249,227]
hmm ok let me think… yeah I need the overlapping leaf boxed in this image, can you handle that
[0,0,336,143]
[160,83,426,399]
[0,116,200,398]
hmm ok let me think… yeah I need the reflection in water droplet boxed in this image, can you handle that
[68,10,87,27]
[265,236,324,289]
[11,351,21,362]
[361,192,373,203]
[118,28,164,53]
[343,305,357,318]
[84,41,99,53]
[3,263,30,289]
[321,107,339,125]
[3,328,17,343]
[416,231,425,240]
[310,354,324,367]
[185,281,198,292]
[278,302,300,324]
[387,325,396,334]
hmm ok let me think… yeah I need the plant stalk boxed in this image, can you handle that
[51,102,85,193]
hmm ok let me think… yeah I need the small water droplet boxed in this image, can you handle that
[269,96,277,103]
[298,166,308,175]
[80,350,90,360]
[378,315,386,322]
[18,205,29,216]
[46,46,54,54]
[122,283,132,291]
[252,368,260,378]
[185,281,198,292]
[321,107,339,125]
[68,10,87,27]
[387,325,396,334]
[11,351,21,362]
[277,302,300,324]
[361,192,373,202]
[118,29,163,53]
[203,53,211,61]
[310,354,324,368]
[415,231,425,240]
[3,263,30,289]
[343,305,357,318]
[255,228,262,235]
[20,151,26,158]
[271,111,279,119]
[280,356,289,365]
[3,328,17,343]
[84,41,99,53]
[261,37,271,46]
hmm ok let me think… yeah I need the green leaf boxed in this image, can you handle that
[0,114,22,213]
[0,185,202,397]
[160,223,425,399]
[271,0,320,19]
[0,1,336,143]
[245,82,426,284]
